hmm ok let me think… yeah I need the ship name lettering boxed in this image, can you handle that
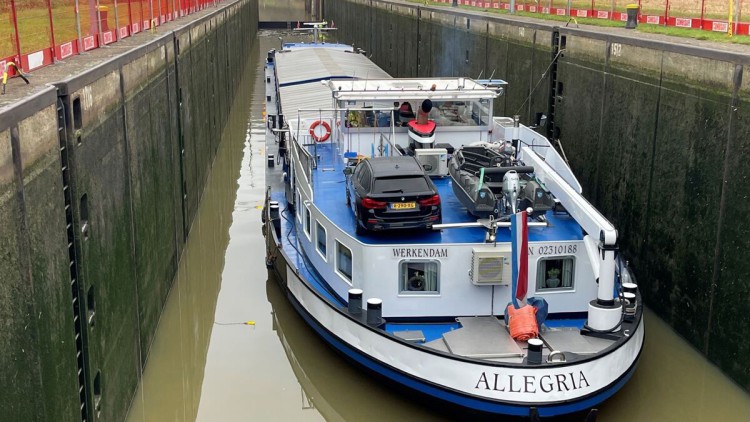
[392,248,448,258]
[524,375,536,393]
[474,371,589,394]
[540,375,553,392]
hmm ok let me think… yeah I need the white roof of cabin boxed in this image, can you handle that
[330,78,500,101]
[275,48,390,122]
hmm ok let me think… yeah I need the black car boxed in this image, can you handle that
[345,156,442,235]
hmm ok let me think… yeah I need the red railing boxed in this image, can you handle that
[433,0,749,35]
[1,0,222,76]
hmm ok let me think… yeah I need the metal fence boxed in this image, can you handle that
[433,0,748,35]
[2,0,223,75]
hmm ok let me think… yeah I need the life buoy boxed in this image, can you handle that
[309,120,331,142]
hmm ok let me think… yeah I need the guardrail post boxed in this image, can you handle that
[9,0,21,69]
[114,0,121,40]
[96,0,104,46]
[46,0,57,62]
[75,0,83,55]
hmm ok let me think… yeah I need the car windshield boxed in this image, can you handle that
[372,176,430,194]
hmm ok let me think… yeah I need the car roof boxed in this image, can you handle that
[365,156,425,178]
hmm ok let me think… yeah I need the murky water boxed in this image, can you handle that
[125,32,750,421]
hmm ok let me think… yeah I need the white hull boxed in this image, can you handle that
[271,241,643,416]
[264,36,644,417]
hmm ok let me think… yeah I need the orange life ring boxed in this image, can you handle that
[309,120,331,142]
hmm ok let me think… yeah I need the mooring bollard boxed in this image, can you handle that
[269,200,281,239]
[622,282,637,296]
[366,298,384,326]
[527,338,543,365]
[348,289,363,315]
[625,4,639,29]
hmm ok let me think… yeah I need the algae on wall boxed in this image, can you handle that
[0,1,260,420]
[326,0,749,390]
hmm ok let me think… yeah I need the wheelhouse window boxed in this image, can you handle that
[536,257,575,291]
[304,205,311,238]
[399,261,439,294]
[427,100,490,127]
[336,241,352,282]
[316,221,327,259]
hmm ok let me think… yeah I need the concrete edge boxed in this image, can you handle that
[54,1,238,95]
[54,32,174,96]
[0,86,58,133]
[375,0,750,65]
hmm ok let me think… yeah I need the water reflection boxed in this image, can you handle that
[125,39,259,422]
[266,277,452,421]
[600,307,750,421]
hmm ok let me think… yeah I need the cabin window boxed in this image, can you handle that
[429,100,490,127]
[336,241,353,282]
[399,261,439,294]
[296,190,302,223]
[304,205,311,238]
[536,257,575,291]
[316,221,327,259]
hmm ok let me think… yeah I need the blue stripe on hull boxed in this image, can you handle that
[285,284,641,417]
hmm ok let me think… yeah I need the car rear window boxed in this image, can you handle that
[372,176,430,194]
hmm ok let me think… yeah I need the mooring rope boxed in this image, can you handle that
[514,48,566,117]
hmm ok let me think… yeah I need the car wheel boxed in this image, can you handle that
[346,189,351,206]
[354,207,365,235]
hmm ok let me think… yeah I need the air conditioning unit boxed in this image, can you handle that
[415,148,449,177]
[470,247,512,286]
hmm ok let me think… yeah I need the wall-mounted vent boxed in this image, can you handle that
[470,247,512,285]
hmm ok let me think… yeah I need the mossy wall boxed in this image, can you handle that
[327,0,749,390]
[0,89,79,421]
[0,1,259,421]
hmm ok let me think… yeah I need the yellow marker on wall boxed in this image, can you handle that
[1,61,30,95]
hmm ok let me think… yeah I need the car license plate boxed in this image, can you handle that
[392,202,416,210]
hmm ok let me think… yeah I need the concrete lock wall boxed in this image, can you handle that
[327,0,750,391]
[0,88,79,420]
[0,1,259,420]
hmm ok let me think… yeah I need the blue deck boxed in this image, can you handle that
[272,142,588,334]
[310,143,583,245]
